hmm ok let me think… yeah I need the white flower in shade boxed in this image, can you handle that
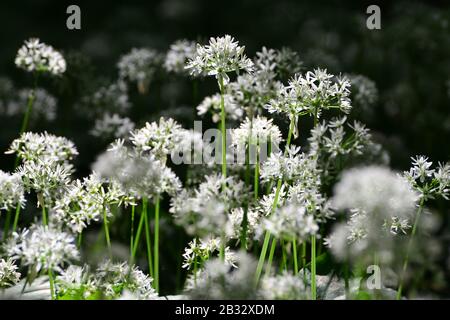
[197,93,243,123]
[226,207,260,241]
[333,166,419,220]
[94,260,158,300]
[6,224,79,273]
[6,132,78,165]
[118,48,162,93]
[15,38,66,75]
[6,88,57,122]
[184,251,257,299]
[257,183,287,217]
[266,69,351,120]
[261,202,319,242]
[0,170,26,211]
[260,271,308,300]
[231,116,282,149]
[90,113,135,139]
[130,117,183,161]
[0,258,21,288]
[273,47,303,79]
[345,74,378,111]
[403,156,450,201]
[186,35,253,84]
[182,237,236,270]
[164,39,197,75]
[82,81,131,116]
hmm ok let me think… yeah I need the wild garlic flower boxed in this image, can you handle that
[266,69,351,121]
[0,258,21,288]
[403,156,450,201]
[6,225,79,273]
[94,260,158,300]
[186,35,253,85]
[345,74,378,113]
[118,48,162,93]
[7,132,78,165]
[260,145,318,183]
[0,170,26,211]
[130,117,183,161]
[182,237,236,270]
[197,93,243,123]
[257,183,287,216]
[6,88,57,122]
[332,166,419,221]
[164,39,197,75]
[53,173,110,234]
[184,251,257,299]
[226,207,260,241]
[90,113,135,139]
[273,47,303,80]
[15,38,66,75]
[259,271,308,300]
[17,159,72,205]
[81,81,131,117]
[261,202,319,242]
[287,183,333,222]
[231,116,282,150]
[56,265,96,298]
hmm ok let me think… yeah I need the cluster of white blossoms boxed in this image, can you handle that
[403,156,450,201]
[197,93,243,123]
[186,35,254,84]
[0,170,26,211]
[4,88,57,122]
[231,116,282,150]
[164,39,197,75]
[118,48,162,93]
[260,202,319,242]
[0,258,21,288]
[259,271,308,300]
[3,225,79,273]
[182,238,236,270]
[90,113,135,139]
[184,252,257,299]
[15,38,66,75]
[82,81,131,117]
[226,207,260,241]
[266,69,351,120]
[345,74,378,111]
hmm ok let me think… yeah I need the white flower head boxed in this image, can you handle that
[90,113,135,139]
[0,258,21,288]
[164,39,197,75]
[231,116,282,149]
[0,170,26,211]
[15,38,66,75]
[197,93,243,123]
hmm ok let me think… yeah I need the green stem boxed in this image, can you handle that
[143,199,154,278]
[254,143,259,200]
[130,205,135,253]
[396,199,425,300]
[12,205,21,233]
[218,75,227,179]
[103,209,111,258]
[241,144,251,250]
[77,232,82,248]
[48,269,55,300]
[302,242,307,284]
[281,240,287,271]
[154,196,160,293]
[38,194,47,226]
[3,209,11,240]
[265,238,277,276]
[293,238,298,275]
[131,206,146,261]
[311,235,317,300]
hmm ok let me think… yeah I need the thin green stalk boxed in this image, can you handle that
[218,75,227,179]
[48,269,55,300]
[396,198,425,300]
[265,238,277,276]
[254,116,296,284]
[103,209,111,258]
[254,143,259,200]
[241,145,251,250]
[154,196,160,293]
[131,207,146,261]
[281,240,287,271]
[38,194,47,226]
[302,242,307,284]
[130,205,135,252]
[3,210,11,240]
[77,233,82,248]
[12,205,21,233]
[311,235,317,300]
[219,234,225,261]
[293,238,298,275]
[143,199,154,278]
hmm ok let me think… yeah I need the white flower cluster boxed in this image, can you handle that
[231,116,282,149]
[227,207,260,241]
[266,69,351,119]
[4,225,79,273]
[197,93,243,123]
[0,170,26,211]
[186,35,253,84]
[345,74,378,111]
[0,258,21,288]
[90,113,135,139]
[164,39,197,75]
[15,38,66,75]
[182,238,236,270]
[5,88,57,122]
[260,271,308,299]
[118,48,162,93]
[82,81,131,116]
[403,156,450,201]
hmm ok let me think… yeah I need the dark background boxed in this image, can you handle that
[0,0,449,295]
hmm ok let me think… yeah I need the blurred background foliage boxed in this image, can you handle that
[0,0,449,295]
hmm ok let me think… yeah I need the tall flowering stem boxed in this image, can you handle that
[311,235,317,300]
[143,198,154,278]
[219,74,227,179]
[154,196,160,292]
[255,116,295,284]
[396,198,425,300]
[102,208,112,258]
